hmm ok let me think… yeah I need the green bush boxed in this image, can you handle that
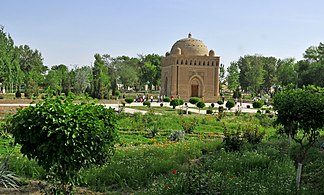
[143,101,151,107]
[217,100,224,105]
[243,125,266,145]
[253,100,264,108]
[218,106,224,113]
[9,95,118,193]
[196,101,205,110]
[170,98,180,109]
[124,98,134,104]
[225,99,235,110]
[163,97,171,102]
[223,129,244,152]
[179,99,184,106]
[15,91,22,98]
[211,103,215,108]
[206,109,213,114]
[189,97,200,105]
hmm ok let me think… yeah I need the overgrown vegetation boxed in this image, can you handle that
[8,95,118,193]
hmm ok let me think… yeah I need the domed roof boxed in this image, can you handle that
[170,33,209,56]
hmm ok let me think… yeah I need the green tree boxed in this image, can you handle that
[277,58,297,87]
[114,56,140,91]
[103,54,118,96]
[0,26,22,93]
[9,95,118,193]
[227,61,240,92]
[238,55,264,94]
[262,56,277,93]
[138,54,162,91]
[45,64,69,95]
[219,63,226,94]
[73,66,92,94]
[273,86,324,187]
[196,101,205,112]
[19,45,47,97]
[92,54,110,99]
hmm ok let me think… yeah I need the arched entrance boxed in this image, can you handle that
[190,77,203,97]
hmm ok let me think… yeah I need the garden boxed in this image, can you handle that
[0,88,324,194]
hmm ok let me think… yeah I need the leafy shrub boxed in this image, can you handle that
[218,106,224,113]
[206,109,213,114]
[253,100,264,108]
[168,130,185,142]
[243,125,265,145]
[0,158,19,189]
[232,88,242,98]
[225,99,235,110]
[9,95,118,193]
[179,99,184,106]
[189,97,200,105]
[181,119,197,133]
[223,125,265,151]
[196,101,205,110]
[163,97,171,102]
[217,100,224,105]
[247,105,251,108]
[15,91,21,98]
[211,103,215,108]
[143,101,151,107]
[115,90,121,97]
[124,98,134,104]
[170,98,180,109]
[223,129,244,152]
[160,103,163,107]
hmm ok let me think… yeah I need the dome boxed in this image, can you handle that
[170,33,209,56]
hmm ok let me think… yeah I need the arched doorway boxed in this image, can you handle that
[190,77,203,97]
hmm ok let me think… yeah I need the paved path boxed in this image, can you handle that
[0,101,261,115]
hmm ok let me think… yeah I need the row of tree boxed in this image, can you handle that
[226,42,324,96]
[0,26,162,98]
[1,25,323,98]
[0,26,47,97]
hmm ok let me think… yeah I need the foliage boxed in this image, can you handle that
[217,100,223,105]
[170,98,180,109]
[9,95,118,193]
[227,61,240,91]
[143,101,151,107]
[210,103,215,108]
[225,99,235,110]
[223,129,244,152]
[15,91,21,98]
[168,130,185,142]
[196,101,205,111]
[232,87,242,99]
[124,97,134,104]
[206,109,213,114]
[0,158,20,189]
[218,106,224,113]
[223,124,265,152]
[163,97,171,102]
[181,119,197,134]
[189,97,200,105]
[252,100,264,108]
[243,125,266,145]
[273,86,324,163]
[92,53,110,99]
